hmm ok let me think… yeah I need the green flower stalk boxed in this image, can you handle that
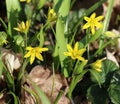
[83,13,104,35]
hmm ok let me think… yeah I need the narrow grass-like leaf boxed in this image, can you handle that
[31,81,50,104]
[37,26,44,47]
[22,86,40,104]
[8,91,19,104]
[0,51,4,77]
[98,0,115,55]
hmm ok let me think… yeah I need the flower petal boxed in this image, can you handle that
[78,48,86,55]
[30,51,35,64]
[83,23,90,29]
[74,42,78,51]
[94,22,102,28]
[90,13,96,19]
[26,46,33,50]
[36,53,43,61]
[67,44,73,52]
[24,51,31,58]
[95,16,104,21]
[64,52,71,56]
[77,56,85,61]
[41,48,48,52]
[84,17,90,22]
[91,25,95,35]
[14,28,21,32]
[21,21,25,30]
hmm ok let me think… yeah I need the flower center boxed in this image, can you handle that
[72,51,79,58]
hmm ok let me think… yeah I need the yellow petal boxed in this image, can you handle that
[67,44,73,52]
[21,21,25,30]
[84,17,90,22]
[30,51,35,64]
[14,27,21,32]
[74,42,78,51]
[26,20,30,30]
[78,48,86,55]
[41,47,48,52]
[91,25,95,35]
[94,22,102,28]
[26,46,33,50]
[36,53,43,61]
[83,23,90,29]
[20,0,26,2]
[27,0,31,3]
[64,52,71,56]
[95,16,104,21]
[90,13,96,19]
[77,56,85,61]
[24,51,31,58]
[96,68,102,72]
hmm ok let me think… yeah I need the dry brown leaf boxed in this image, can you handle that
[1,48,21,74]
[106,49,119,67]
[27,65,70,104]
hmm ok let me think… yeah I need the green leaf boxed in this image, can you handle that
[37,26,44,47]
[54,0,71,77]
[90,59,119,85]
[87,85,108,104]
[8,91,19,104]
[89,69,102,87]
[56,18,68,77]
[22,86,40,104]
[0,31,7,46]
[0,51,4,78]
[3,65,15,92]
[14,35,24,47]
[37,0,46,9]
[6,0,21,36]
[108,70,120,104]
[31,82,50,104]
[109,84,120,104]
[101,59,119,84]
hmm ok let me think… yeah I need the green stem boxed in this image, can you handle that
[25,32,28,48]
[98,0,114,55]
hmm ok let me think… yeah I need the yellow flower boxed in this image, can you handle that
[2,39,8,45]
[24,46,48,64]
[20,0,31,3]
[64,42,86,61]
[90,59,103,72]
[83,13,104,35]
[47,9,57,22]
[14,20,30,33]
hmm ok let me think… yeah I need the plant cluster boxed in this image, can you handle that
[0,0,120,104]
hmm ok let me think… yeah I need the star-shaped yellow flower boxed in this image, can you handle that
[90,59,103,72]
[14,20,30,33]
[2,39,8,45]
[20,0,31,3]
[24,46,48,64]
[83,13,104,35]
[64,42,86,61]
[47,9,57,22]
